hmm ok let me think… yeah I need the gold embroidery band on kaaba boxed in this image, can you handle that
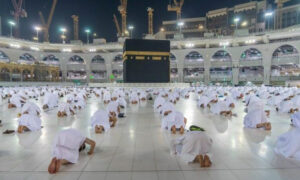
[123,51,170,61]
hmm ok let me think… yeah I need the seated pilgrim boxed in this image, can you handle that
[139,91,147,101]
[224,95,235,108]
[57,102,75,117]
[117,96,127,109]
[17,114,42,133]
[129,92,139,104]
[197,96,210,108]
[168,93,177,104]
[43,92,58,110]
[160,101,175,116]
[154,95,165,112]
[103,91,111,104]
[91,110,110,133]
[106,101,120,127]
[161,110,187,134]
[8,94,26,108]
[277,100,298,114]
[73,96,86,110]
[48,129,96,174]
[210,100,232,116]
[291,112,300,128]
[244,101,271,131]
[170,127,213,167]
[274,128,300,160]
[20,101,41,117]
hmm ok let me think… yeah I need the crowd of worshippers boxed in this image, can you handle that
[1,85,300,173]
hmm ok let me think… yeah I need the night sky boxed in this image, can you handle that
[0,0,298,43]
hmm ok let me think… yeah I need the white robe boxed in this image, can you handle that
[106,101,119,115]
[90,110,110,131]
[21,102,41,116]
[18,114,42,131]
[197,96,210,107]
[154,96,165,111]
[161,111,185,130]
[10,95,23,108]
[210,101,229,115]
[58,103,74,115]
[278,101,294,113]
[43,92,58,109]
[244,108,268,128]
[291,112,300,128]
[170,131,213,163]
[52,129,86,163]
[274,128,300,160]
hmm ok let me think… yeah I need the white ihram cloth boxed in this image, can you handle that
[225,96,235,107]
[106,101,119,115]
[161,111,185,130]
[18,114,42,131]
[291,112,300,128]
[103,91,111,102]
[154,96,165,110]
[160,102,175,115]
[90,110,110,131]
[43,92,58,109]
[10,95,23,108]
[117,97,127,108]
[58,103,74,115]
[21,102,41,116]
[197,96,210,107]
[244,101,267,128]
[274,128,300,160]
[170,131,213,163]
[52,129,86,163]
[129,92,139,102]
[210,101,229,115]
[278,100,294,113]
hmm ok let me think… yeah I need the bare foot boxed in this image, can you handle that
[198,155,205,167]
[264,122,272,131]
[171,126,176,134]
[48,158,57,174]
[204,155,212,167]
[180,127,184,134]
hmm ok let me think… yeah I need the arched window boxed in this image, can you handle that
[272,45,299,58]
[240,48,262,61]
[0,51,10,62]
[211,50,231,61]
[170,53,176,61]
[113,54,123,63]
[185,51,203,61]
[91,55,105,63]
[43,54,59,64]
[68,55,84,64]
[19,53,36,64]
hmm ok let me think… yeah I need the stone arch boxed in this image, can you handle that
[185,51,203,61]
[211,50,232,61]
[240,48,262,61]
[0,51,10,62]
[68,55,85,64]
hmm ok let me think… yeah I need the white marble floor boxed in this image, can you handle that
[0,92,300,180]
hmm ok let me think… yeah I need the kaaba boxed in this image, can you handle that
[123,39,170,83]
